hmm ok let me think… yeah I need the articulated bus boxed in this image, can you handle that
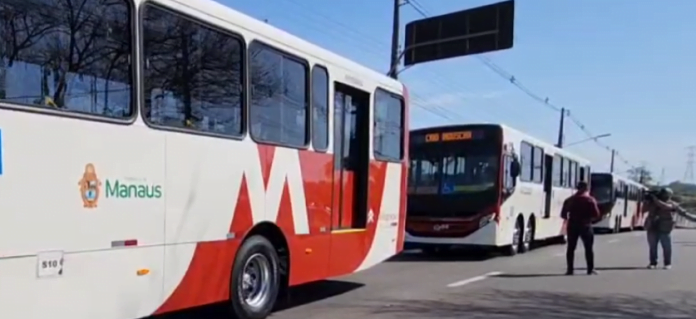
[590,173,648,233]
[0,0,409,318]
[405,124,591,256]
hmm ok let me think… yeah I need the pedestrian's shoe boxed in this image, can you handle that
[664,265,672,270]
[587,270,599,275]
[647,264,657,269]
[564,270,574,276]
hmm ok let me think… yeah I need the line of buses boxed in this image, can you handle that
[406,124,650,256]
[0,0,647,318]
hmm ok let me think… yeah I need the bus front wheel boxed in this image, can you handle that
[229,235,281,319]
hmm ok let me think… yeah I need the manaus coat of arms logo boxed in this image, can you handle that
[78,163,101,208]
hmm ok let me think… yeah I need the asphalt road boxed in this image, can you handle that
[162,229,696,319]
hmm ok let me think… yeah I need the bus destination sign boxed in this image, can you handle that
[425,131,474,143]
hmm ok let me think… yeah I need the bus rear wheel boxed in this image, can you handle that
[522,218,535,252]
[229,235,281,319]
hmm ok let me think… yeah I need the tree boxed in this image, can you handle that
[627,166,654,185]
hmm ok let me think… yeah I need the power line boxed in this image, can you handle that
[401,0,637,171]
[270,0,638,171]
[275,0,526,125]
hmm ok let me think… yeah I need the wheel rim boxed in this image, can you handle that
[524,222,533,247]
[239,253,272,309]
[512,222,521,249]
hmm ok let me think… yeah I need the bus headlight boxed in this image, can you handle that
[479,213,495,228]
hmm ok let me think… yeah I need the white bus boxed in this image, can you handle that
[405,124,591,256]
[590,173,648,233]
[0,0,410,318]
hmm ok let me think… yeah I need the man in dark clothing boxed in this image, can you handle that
[561,181,601,275]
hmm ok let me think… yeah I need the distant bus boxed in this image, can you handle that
[590,173,648,232]
[405,124,591,256]
[0,0,409,318]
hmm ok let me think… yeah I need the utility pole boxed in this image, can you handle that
[659,168,665,186]
[609,149,615,173]
[684,145,695,182]
[556,107,565,148]
[388,0,401,79]
[638,161,649,184]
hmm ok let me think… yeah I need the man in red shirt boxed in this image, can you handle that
[561,181,600,275]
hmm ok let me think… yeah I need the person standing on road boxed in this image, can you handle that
[643,187,696,270]
[561,181,601,276]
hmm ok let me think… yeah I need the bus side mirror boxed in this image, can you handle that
[510,159,520,178]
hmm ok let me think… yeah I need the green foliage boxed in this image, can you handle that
[666,181,696,210]
[627,166,654,185]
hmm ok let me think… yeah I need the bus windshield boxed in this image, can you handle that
[408,156,440,195]
[591,174,613,203]
[408,144,499,195]
[440,154,498,194]
[407,126,502,218]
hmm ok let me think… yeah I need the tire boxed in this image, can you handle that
[229,235,281,319]
[505,219,523,256]
[522,218,534,252]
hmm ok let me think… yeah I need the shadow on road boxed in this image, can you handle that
[386,250,498,263]
[389,240,563,263]
[674,241,696,247]
[495,273,568,278]
[364,289,696,318]
[274,280,364,311]
[579,266,648,271]
[497,266,649,278]
[153,280,363,318]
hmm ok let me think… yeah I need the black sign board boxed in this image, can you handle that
[404,0,515,67]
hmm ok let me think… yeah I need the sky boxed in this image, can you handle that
[226,0,696,184]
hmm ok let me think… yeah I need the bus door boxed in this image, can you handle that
[543,154,553,218]
[330,82,371,232]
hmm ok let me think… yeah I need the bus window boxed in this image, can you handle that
[249,42,309,147]
[311,66,330,151]
[520,141,534,182]
[374,89,404,162]
[532,146,544,184]
[552,155,562,187]
[561,157,570,188]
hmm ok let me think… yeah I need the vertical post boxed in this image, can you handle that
[610,149,615,173]
[660,168,665,186]
[639,167,645,184]
[556,107,565,148]
[388,0,401,79]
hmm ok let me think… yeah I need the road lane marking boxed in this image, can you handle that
[447,271,503,288]
[554,252,565,257]
[607,239,620,243]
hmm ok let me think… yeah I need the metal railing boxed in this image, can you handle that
[675,214,696,229]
